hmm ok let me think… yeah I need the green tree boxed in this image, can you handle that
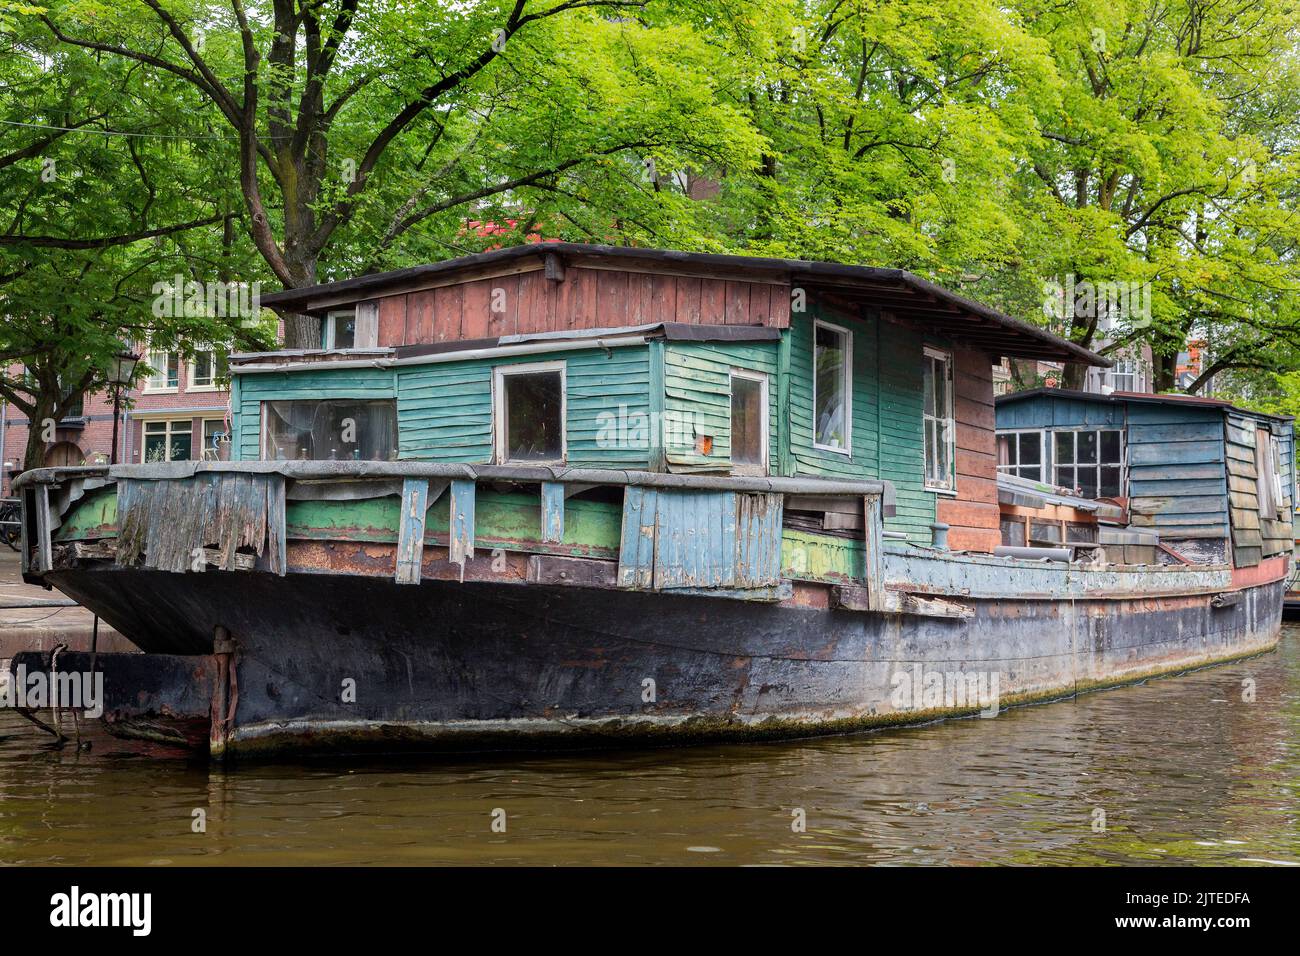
[35,0,766,347]
[0,14,272,468]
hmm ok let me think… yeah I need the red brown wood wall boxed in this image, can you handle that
[369,266,791,346]
[938,350,1001,552]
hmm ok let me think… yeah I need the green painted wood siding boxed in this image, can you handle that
[234,347,653,466]
[785,308,935,541]
[233,367,397,461]
[662,340,778,472]
[398,346,652,465]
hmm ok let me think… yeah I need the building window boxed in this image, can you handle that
[1106,357,1139,392]
[144,351,179,391]
[730,371,768,475]
[143,420,193,462]
[1054,429,1123,498]
[189,350,228,389]
[202,419,231,461]
[997,431,1044,482]
[262,400,397,461]
[923,347,955,492]
[494,363,565,464]
[322,310,357,350]
[813,320,851,453]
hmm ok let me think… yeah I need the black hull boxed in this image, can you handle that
[13,564,1283,757]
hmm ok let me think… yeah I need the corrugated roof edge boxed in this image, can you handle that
[257,243,1107,368]
[995,386,1295,423]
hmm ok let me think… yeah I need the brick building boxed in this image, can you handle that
[1,345,233,495]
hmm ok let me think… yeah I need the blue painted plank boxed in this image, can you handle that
[540,482,565,544]
[395,478,428,585]
[449,479,476,572]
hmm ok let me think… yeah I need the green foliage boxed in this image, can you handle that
[2,0,1299,429]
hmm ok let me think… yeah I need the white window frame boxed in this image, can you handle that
[493,360,567,465]
[997,428,1047,482]
[143,349,179,394]
[187,348,226,392]
[1106,356,1140,392]
[1051,427,1126,498]
[142,418,194,462]
[923,346,956,494]
[729,369,769,476]
[322,309,358,350]
[812,319,853,455]
[200,417,231,461]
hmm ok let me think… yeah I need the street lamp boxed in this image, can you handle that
[107,349,140,466]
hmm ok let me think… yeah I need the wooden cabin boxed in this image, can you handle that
[995,388,1295,568]
[247,244,1105,553]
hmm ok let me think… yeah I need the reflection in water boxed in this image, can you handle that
[1,630,1297,866]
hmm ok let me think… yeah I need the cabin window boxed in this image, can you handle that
[494,362,565,464]
[189,349,228,390]
[143,419,193,462]
[1053,429,1123,498]
[730,371,769,475]
[923,347,954,492]
[813,320,851,453]
[1000,516,1026,547]
[144,351,179,391]
[261,400,397,461]
[1029,520,1062,545]
[997,431,1044,482]
[322,310,357,350]
[202,419,230,461]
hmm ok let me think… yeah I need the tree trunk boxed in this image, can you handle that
[1152,353,1176,393]
[1062,360,1089,390]
[280,257,321,350]
[22,392,56,470]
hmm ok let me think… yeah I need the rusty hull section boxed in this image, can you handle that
[21,558,1284,758]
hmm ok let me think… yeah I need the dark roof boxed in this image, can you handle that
[995,387,1294,423]
[259,243,1107,366]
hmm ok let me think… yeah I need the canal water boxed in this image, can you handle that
[1,630,1297,866]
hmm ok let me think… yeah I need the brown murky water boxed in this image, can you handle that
[1,630,1297,866]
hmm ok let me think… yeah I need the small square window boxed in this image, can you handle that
[322,311,357,350]
[496,364,565,463]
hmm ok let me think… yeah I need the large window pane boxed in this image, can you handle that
[814,323,849,450]
[263,400,397,460]
[1100,431,1120,462]
[1099,466,1122,498]
[1055,432,1074,464]
[1078,431,1098,464]
[730,374,766,471]
[503,371,563,462]
[1019,433,1041,466]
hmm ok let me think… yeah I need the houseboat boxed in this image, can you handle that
[7,245,1290,757]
